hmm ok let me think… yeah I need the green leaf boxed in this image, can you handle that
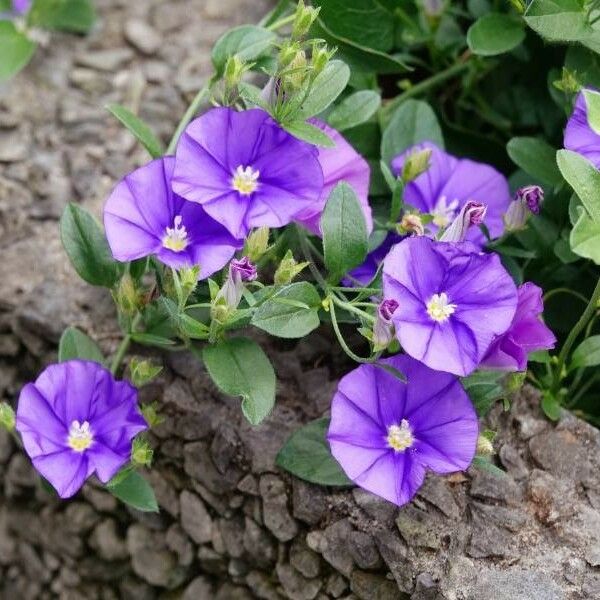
[296,60,351,120]
[381,99,444,165]
[58,327,104,363]
[557,150,600,222]
[60,203,122,287]
[541,390,562,421]
[0,22,36,82]
[202,338,276,425]
[107,470,159,512]
[472,456,506,477]
[29,0,95,33]
[570,335,600,369]
[321,182,369,283]
[506,137,562,186]
[283,120,335,147]
[276,418,352,486]
[583,89,600,134]
[105,104,163,158]
[461,371,505,417]
[252,282,321,338]
[571,210,600,264]
[211,25,276,74]
[327,90,381,131]
[130,333,177,347]
[467,14,525,56]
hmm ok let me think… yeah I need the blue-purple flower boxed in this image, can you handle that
[12,0,31,14]
[391,141,511,244]
[172,107,324,239]
[564,90,600,169]
[294,119,372,236]
[481,282,556,371]
[104,157,241,279]
[328,355,479,506]
[346,233,404,287]
[16,360,147,499]
[383,236,518,376]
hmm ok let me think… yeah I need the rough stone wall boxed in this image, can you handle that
[2,1,600,599]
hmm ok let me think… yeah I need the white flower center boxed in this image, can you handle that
[68,420,93,453]
[432,195,460,228]
[426,292,457,323]
[386,419,414,452]
[231,165,260,196]
[162,215,188,252]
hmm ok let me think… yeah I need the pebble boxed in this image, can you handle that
[124,19,162,55]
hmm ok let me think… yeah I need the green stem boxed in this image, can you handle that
[552,277,600,393]
[329,298,379,363]
[296,226,329,292]
[543,287,589,305]
[267,13,295,30]
[330,294,375,324]
[167,80,214,155]
[110,313,142,376]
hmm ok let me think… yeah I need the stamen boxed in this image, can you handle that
[386,419,414,452]
[68,420,93,453]
[432,196,460,228]
[231,165,260,196]
[163,215,188,252]
[426,292,457,323]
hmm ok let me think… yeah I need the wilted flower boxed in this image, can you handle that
[383,237,517,376]
[104,157,241,279]
[16,360,147,499]
[440,201,487,242]
[564,89,600,168]
[328,355,478,506]
[391,142,511,244]
[503,185,544,231]
[480,282,556,371]
[294,119,372,236]
[516,185,544,215]
[372,299,398,350]
[172,107,324,239]
[398,213,425,236]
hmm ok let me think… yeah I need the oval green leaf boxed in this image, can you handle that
[106,104,164,158]
[211,25,276,74]
[296,60,351,120]
[58,327,105,363]
[107,470,159,512]
[506,137,562,186]
[328,90,381,131]
[0,22,36,82]
[467,14,525,57]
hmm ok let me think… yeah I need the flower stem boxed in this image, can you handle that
[267,13,295,31]
[552,276,600,394]
[110,313,142,376]
[329,297,379,363]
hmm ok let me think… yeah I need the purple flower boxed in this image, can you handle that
[373,299,399,350]
[346,233,404,287]
[294,120,372,236]
[481,282,556,371]
[391,142,511,244]
[12,0,31,14]
[215,256,257,311]
[230,256,257,282]
[383,237,518,376]
[172,107,324,239]
[327,355,478,506]
[439,200,487,243]
[516,185,544,215]
[104,157,241,280]
[564,90,600,169]
[16,360,147,499]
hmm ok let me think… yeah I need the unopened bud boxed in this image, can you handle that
[292,0,320,39]
[279,42,302,68]
[516,185,544,215]
[244,226,270,262]
[553,67,581,94]
[283,50,307,89]
[401,148,432,182]
[212,257,257,320]
[231,256,257,282]
[224,55,247,88]
[311,44,334,75]
[504,185,544,231]
[113,273,139,316]
[440,201,487,242]
[0,402,15,432]
[503,371,526,394]
[476,434,495,457]
[274,250,309,285]
[130,358,163,388]
[131,438,154,467]
[397,213,425,236]
[372,299,398,351]
[141,402,164,428]
[507,0,526,14]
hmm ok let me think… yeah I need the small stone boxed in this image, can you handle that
[126,524,177,587]
[166,524,194,567]
[325,573,348,598]
[124,19,163,55]
[293,479,328,525]
[348,531,381,570]
[246,570,281,600]
[219,515,245,558]
[499,443,529,480]
[350,570,400,600]
[320,520,355,576]
[180,490,213,545]
[63,503,99,534]
[259,474,298,542]
[396,505,445,550]
[76,49,134,72]
[89,519,128,561]
[470,468,521,505]
[182,576,213,600]
[243,517,276,569]
[276,563,322,600]
[290,538,321,578]
[412,572,441,600]
[0,129,29,162]
[237,474,259,496]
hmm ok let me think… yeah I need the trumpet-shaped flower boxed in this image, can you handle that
[564,90,600,169]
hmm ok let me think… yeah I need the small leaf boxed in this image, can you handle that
[583,88,600,135]
[60,203,122,287]
[296,60,351,120]
[0,21,36,82]
[252,282,321,338]
[130,333,177,347]
[373,362,407,382]
[106,104,163,158]
[327,90,381,131]
[471,456,506,477]
[58,327,104,363]
[282,120,335,147]
[321,182,369,283]
[467,14,525,56]
[381,99,443,164]
[506,137,562,186]
[211,25,276,74]
[461,370,505,417]
[29,0,95,33]
[276,418,352,486]
[107,470,159,512]
[202,338,276,425]
[570,335,600,369]
[541,391,562,421]
[557,149,600,223]
[570,209,600,264]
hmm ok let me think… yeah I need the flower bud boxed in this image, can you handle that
[372,299,399,351]
[311,44,334,75]
[397,213,425,236]
[231,256,258,282]
[401,148,432,182]
[141,402,164,427]
[244,226,270,262]
[516,185,544,215]
[503,371,526,394]
[283,50,307,90]
[274,250,309,285]
[131,437,154,467]
[476,434,494,457]
[440,201,487,242]
[292,0,320,39]
[278,42,302,68]
[553,67,580,94]
[113,273,139,316]
[507,0,526,14]
[130,358,163,388]
[212,257,257,320]
[421,0,445,17]
[504,185,544,231]
[0,402,15,432]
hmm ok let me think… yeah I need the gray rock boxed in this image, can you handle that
[182,576,213,600]
[166,523,194,567]
[276,563,322,600]
[124,19,162,55]
[89,519,128,561]
[259,474,298,542]
[290,537,321,578]
[126,524,177,587]
[180,490,213,545]
[76,49,134,72]
[350,570,403,600]
[348,531,382,570]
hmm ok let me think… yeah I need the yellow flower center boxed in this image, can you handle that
[68,420,93,453]
[426,292,457,323]
[386,419,414,452]
[432,195,459,228]
[231,165,260,196]
[162,215,188,252]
